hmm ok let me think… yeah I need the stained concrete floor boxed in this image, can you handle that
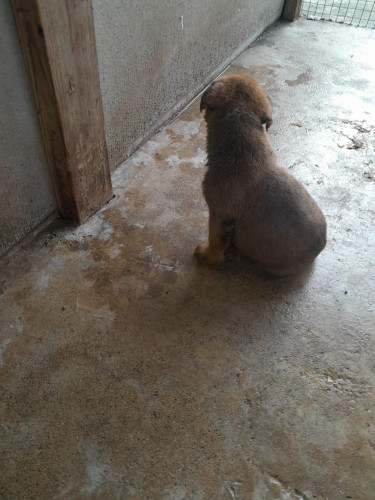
[1,18,375,500]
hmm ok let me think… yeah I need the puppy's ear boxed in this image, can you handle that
[200,81,225,112]
[262,116,273,130]
[248,81,273,131]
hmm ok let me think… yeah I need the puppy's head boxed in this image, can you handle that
[200,74,272,130]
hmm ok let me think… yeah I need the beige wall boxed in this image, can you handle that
[93,0,284,169]
[0,0,57,257]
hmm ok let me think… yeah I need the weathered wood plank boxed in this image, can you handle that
[283,0,302,22]
[11,0,112,222]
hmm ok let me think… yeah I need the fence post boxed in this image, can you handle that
[283,0,302,21]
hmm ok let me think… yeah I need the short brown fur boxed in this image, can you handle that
[195,74,326,276]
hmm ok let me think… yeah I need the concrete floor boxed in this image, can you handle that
[1,19,375,500]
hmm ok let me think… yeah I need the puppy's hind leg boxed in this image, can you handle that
[194,212,232,265]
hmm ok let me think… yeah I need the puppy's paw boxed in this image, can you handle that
[194,244,223,265]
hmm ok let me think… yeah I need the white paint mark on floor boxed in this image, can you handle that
[165,147,206,169]
[133,222,145,229]
[0,339,11,366]
[48,256,66,272]
[79,442,116,494]
[64,213,114,243]
[167,119,200,138]
[109,243,124,259]
[34,270,50,290]
[164,484,187,500]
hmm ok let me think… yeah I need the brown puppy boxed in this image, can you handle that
[195,74,326,276]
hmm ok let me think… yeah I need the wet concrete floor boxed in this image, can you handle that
[1,19,375,500]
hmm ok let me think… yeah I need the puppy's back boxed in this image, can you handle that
[199,74,326,274]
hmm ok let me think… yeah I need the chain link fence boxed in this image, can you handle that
[301,0,375,28]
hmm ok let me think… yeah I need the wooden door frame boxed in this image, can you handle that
[11,0,112,223]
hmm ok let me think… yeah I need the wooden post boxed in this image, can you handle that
[283,0,302,22]
[11,0,112,223]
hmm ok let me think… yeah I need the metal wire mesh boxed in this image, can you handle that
[301,0,375,28]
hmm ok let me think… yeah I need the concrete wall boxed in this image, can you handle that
[93,0,284,169]
[0,1,57,257]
